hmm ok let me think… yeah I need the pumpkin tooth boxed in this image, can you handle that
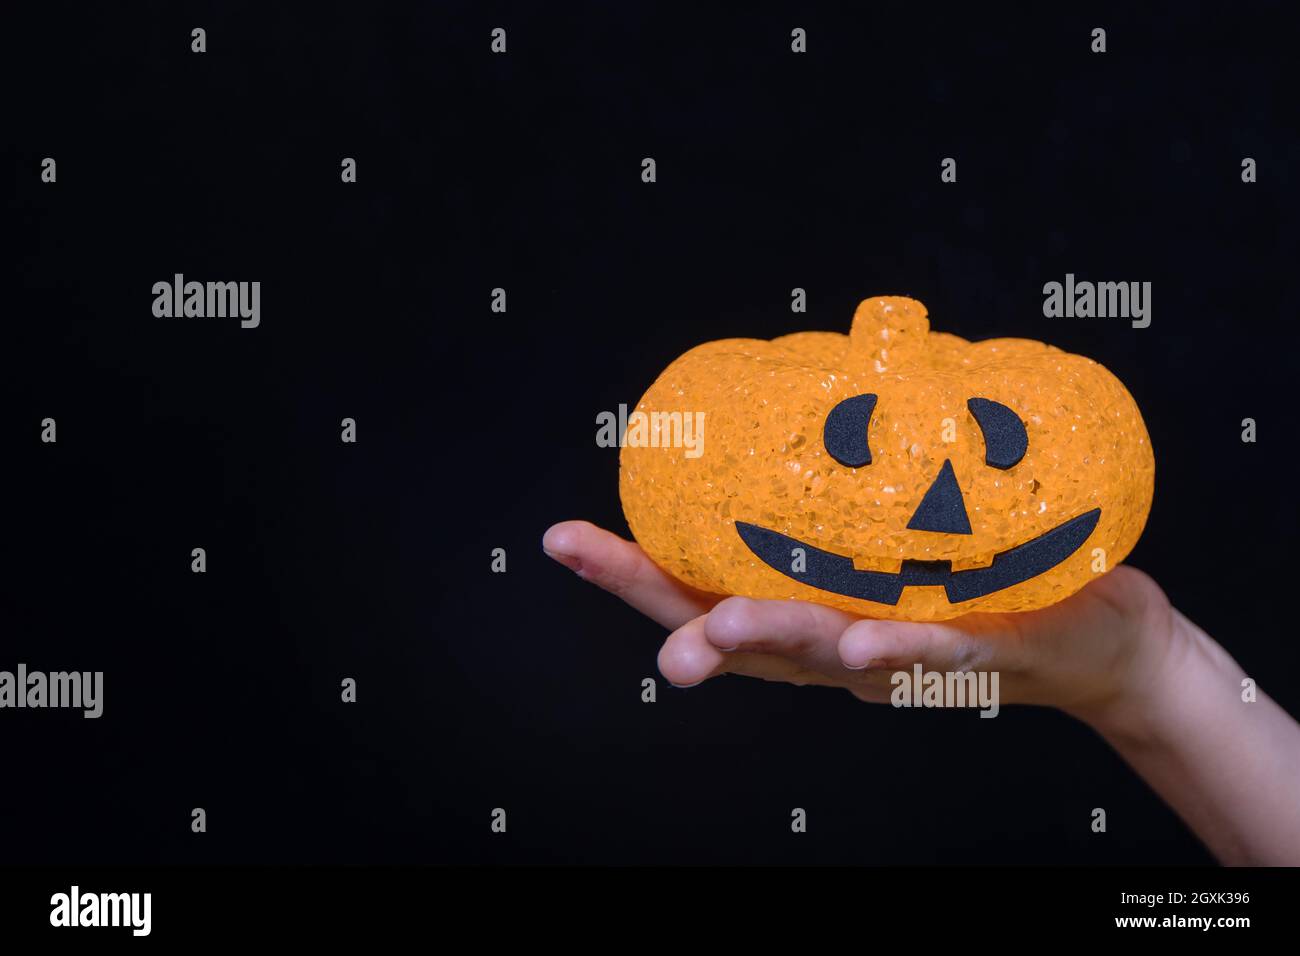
[851,551,996,574]
[851,555,904,574]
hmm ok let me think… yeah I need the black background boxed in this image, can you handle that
[3,1,1297,866]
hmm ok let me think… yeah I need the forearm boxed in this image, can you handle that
[1086,611,1300,865]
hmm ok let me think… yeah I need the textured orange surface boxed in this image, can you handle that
[619,296,1155,621]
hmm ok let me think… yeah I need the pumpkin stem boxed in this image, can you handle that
[849,296,930,373]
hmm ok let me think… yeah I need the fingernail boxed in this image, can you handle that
[840,625,881,669]
[670,680,703,689]
[840,639,869,669]
[843,656,884,671]
[543,549,582,573]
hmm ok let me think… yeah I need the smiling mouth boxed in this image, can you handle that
[735,508,1101,605]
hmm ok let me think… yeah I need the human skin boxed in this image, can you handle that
[543,519,1300,866]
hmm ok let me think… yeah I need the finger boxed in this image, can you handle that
[704,597,861,675]
[543,520,719,630]
[659,620,841,690]
[837,617,1004,674]
[657,615,727,687]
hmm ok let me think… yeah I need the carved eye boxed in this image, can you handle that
[967,398,1028,469]
[823,394,877,467]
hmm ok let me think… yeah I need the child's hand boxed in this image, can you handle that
[544,519,1300,864]
[542,519,1177,727]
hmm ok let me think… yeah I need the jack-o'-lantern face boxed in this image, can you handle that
[619,296,1154,622]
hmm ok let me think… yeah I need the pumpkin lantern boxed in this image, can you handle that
[619,296,1154,622]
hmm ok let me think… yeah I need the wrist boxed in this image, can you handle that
[1080,609,1222,746]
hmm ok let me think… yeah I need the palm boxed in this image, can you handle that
[544,520,1172,715]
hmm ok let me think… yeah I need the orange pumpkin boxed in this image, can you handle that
[619,296,1154,621]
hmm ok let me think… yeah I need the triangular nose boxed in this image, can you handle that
[906,459,972,534]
